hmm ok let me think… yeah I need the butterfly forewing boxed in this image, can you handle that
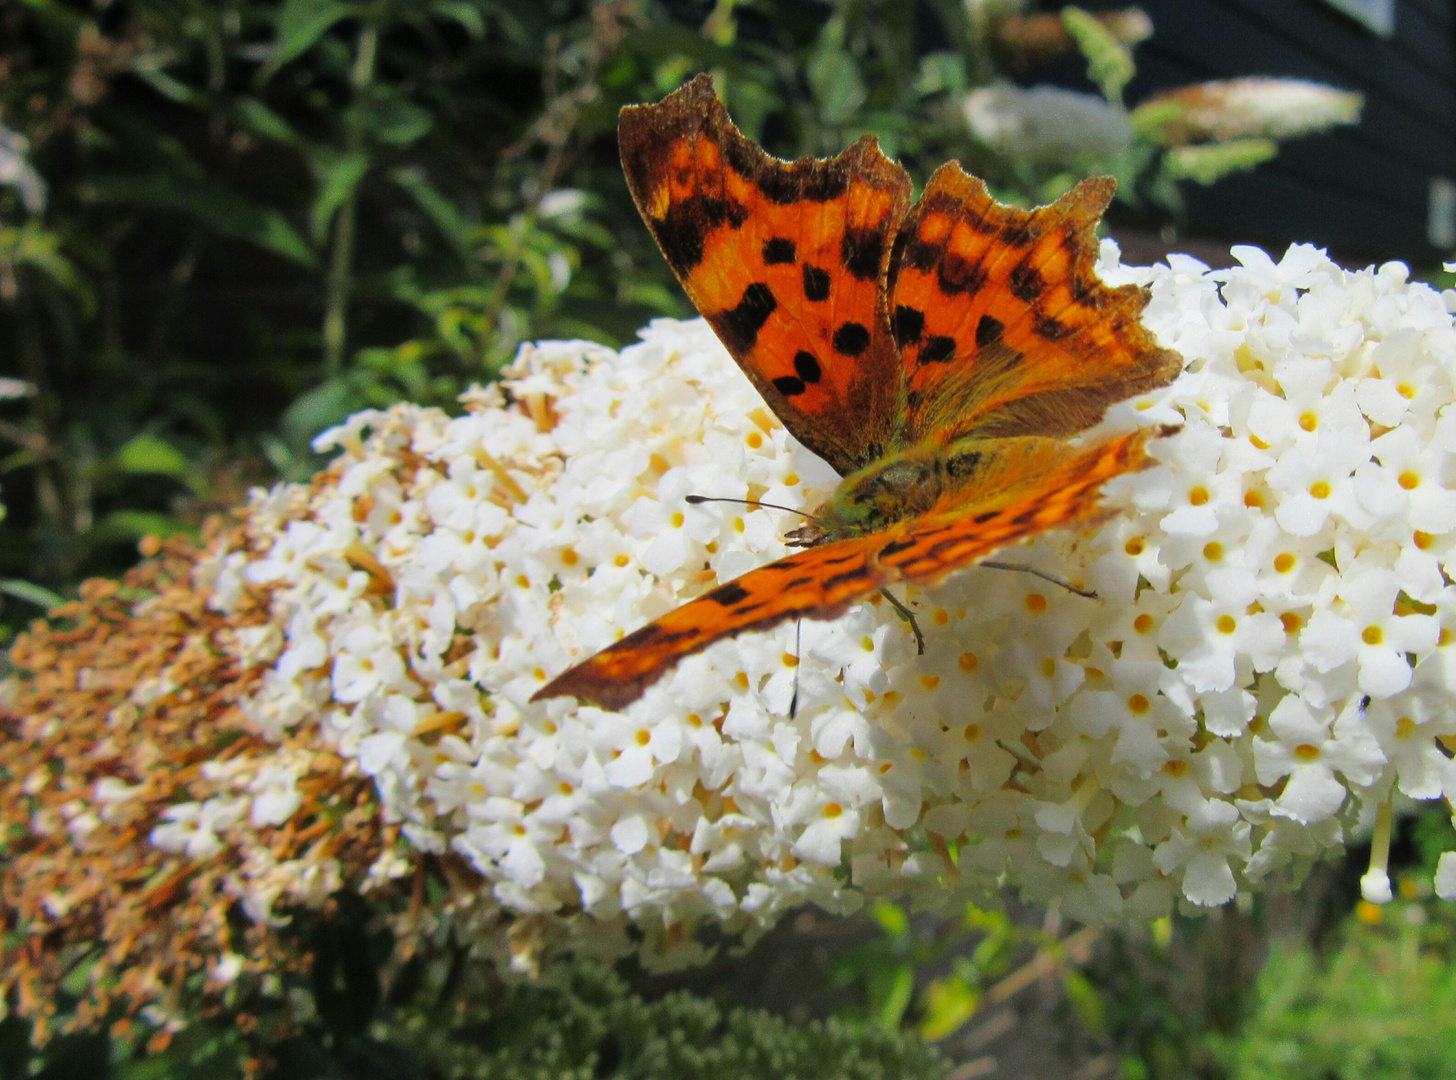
[889,165,1181,447]
[618,75,911,475]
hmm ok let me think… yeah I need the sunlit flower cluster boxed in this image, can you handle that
[199,241,1456,964]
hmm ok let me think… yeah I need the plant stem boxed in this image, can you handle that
[323,22,378,376]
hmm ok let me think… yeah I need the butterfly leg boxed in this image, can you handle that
[980,561,1097,599]
[879,588,926,655]
[790,618,803,718]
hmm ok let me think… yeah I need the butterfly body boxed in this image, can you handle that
[532,76,1183,712]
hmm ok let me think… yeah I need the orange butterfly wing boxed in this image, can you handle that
[618,74,911,475]
[532,428,1164,710]
[888,164,1181,448]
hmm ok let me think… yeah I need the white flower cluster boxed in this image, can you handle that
[198,241,1456,962]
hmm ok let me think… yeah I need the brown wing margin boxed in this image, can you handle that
[531,538,887,711]
[888,165,1182,447]
[617,75,912,475]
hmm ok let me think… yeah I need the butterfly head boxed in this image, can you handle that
[819,444,947,540]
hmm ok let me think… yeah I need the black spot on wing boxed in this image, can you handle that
[975,314,1003,348]
[833,322,871,356]
[709,582,751,606]
[802,167,850,203]
[763,237,796,265]
[710,282,777,354]
[901,238,941,273]
[938,253,987,297]
[773,375,807,397]
[841,228,884,281]
[794,351,821,383]
[824,565,872,591]
[878,537,916,557]
[919,336,956,364]
[892,305,924,346]
[1009,262,1044,303]
[802,264,831,302]
[1033,310,1073,341]
[755,171,797,204]
[656,198,749,274]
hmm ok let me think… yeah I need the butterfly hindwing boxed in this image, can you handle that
[889,164,1181,448]
[878,428,1166,586]
[618,75,912,475]
[531,427,1165,710]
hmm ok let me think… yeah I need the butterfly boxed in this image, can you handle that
[533,75,1181,712]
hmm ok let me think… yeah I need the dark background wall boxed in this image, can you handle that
[1075,0,1456,266]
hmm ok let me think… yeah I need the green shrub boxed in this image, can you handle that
[1213,923,1456,1080]
[381,960,947,1080]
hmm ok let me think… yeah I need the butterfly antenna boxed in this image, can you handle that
[685,494,822,523]
[879,588,926,655]
[980,560,1097,599]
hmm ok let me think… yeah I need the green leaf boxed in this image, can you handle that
[85,175,318,267]
[809,43,867,125]
[232,97,310,151]
[112,433,208,494]
[919,975,980,1042]
[1062,7,1136,106]
[914,52,966,97]
[872,901,910,938]
[368,96,434,147]
[0,579,64,610]
[283,378,358,449]
[310,152,371,243]
[89,510,190,544]
[425,0,486,37]
[1128,98,1188,143]
[392,167,478,265]
[113,433,191,479]
[270,0,355,73]
[1164,139,1279,185]
[872,962,915,1030]
[1061,969,1106,1034]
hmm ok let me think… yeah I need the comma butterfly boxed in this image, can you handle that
[534,75,1182,711]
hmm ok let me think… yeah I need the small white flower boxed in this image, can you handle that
[1253,695,1384,822]
[1301,564,1438,698]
